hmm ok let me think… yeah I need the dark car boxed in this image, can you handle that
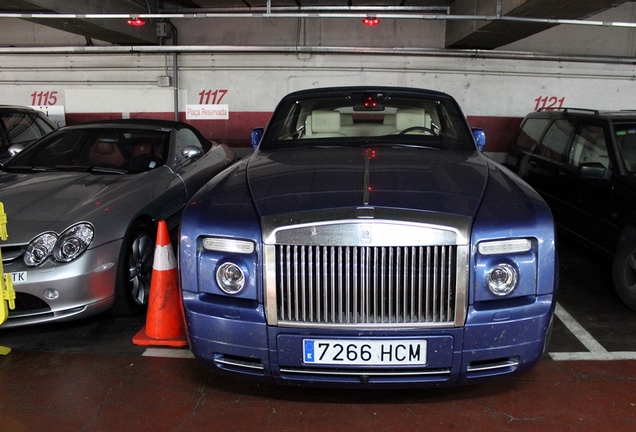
[0,119,236,327]
[179,86,557,388]
[0,105,57,159]
[507,107,636,311]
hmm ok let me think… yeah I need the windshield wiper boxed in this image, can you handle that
[54,165,127,174]
[54,165,90,172]
[87,166,128,175]
[1,165,55,172]
[2,164,127,174]
[369,143,440,150]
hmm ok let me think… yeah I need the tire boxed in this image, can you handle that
[612,236,636,312]
[111,221,156,316]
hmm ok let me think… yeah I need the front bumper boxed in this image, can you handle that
[183,292,554,388]
[1,239,123,328]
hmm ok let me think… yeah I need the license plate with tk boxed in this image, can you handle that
[303,339,427,365]
[10,272,27,284]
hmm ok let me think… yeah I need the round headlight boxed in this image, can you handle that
[216,262,245,294]
[24,233,58,267]
[487,263,518,296]
[53,223,94,262]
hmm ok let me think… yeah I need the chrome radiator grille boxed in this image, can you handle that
[275,244,457,326]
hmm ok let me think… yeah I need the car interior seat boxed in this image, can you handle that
[304,110,346,138]
[125,138,164,172]
[88,139,126,167]
[132,139,153,157]
[395,108,432,134]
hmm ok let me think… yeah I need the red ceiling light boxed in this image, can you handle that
[127,17,146,27]
[363,16,380,27]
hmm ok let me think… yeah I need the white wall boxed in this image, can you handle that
[3,48,636,161]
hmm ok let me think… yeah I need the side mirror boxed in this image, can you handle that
[472,128,486,152]
[579,162,611,180]
[7,144,24,157]
[251,128,264,152]
[181,145,202,159]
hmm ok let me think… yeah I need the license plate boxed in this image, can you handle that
[303,339,427,365]
[9,272,27,284]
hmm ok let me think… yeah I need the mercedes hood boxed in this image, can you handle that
[0,171,143,244]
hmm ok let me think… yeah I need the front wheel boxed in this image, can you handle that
[111,221,156,316]
[612,236,636,311]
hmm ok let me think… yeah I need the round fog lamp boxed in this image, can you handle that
[487,263,518,296]
[43,288,60,300]
[216,262,245,294]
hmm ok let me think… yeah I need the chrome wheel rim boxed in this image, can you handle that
[128,230,154,306]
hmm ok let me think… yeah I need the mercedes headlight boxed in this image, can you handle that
[53,223,94,262]
[24,223,94,267]
[24,232,58,267]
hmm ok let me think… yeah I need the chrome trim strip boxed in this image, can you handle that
[363,149,371,205]
[454,245,469,327]
[261,208,471,246]
[279,367,451,377]
[264,244,278,326]
[268,321,457,330]
[268,219,460,247]
[214,358,265,371]
[467,359,519,373]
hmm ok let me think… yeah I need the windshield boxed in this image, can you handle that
[614,123,636,173]
[260,89,475,151]
[4,127,169,174]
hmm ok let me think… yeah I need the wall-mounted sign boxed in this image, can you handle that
[186,104,229,120]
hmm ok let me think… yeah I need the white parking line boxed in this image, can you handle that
[142,348,195,359]
[549,302,636,361]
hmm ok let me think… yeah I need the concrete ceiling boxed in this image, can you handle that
[0,0,631,49]
[446,0,634,49]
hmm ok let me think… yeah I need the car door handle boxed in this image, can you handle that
[557,165,571,177]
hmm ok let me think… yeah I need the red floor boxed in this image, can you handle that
[1,350,635,431]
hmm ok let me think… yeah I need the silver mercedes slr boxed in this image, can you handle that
[0,119,236,327]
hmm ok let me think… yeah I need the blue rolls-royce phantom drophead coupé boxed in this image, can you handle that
[179,86,558,388]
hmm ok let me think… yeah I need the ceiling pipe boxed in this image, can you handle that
[171,22,178,122]
[1,44,635,66]
[0,12,636,29]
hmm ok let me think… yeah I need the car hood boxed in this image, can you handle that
[0,171,143,243]
[246,146,488,218]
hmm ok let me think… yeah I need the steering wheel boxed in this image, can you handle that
[399,126,437,135]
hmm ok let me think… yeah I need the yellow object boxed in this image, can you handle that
[0,273,15,326]
[0,202,7,241]
[0,202,14,355]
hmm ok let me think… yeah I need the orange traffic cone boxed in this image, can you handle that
[133,220,188,347]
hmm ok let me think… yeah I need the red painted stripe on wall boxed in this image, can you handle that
[65,112,522,153]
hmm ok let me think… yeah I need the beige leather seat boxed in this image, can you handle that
[304,110,346,138]
[395,108,432,134]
